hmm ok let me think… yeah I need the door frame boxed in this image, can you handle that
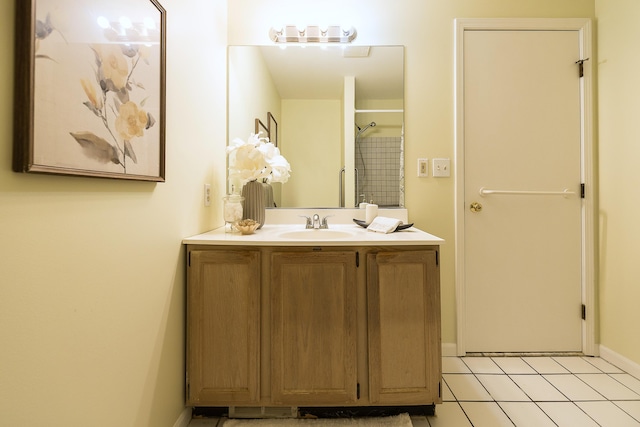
[454,18,596,356]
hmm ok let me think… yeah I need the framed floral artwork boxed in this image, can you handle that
[13,0,166,181]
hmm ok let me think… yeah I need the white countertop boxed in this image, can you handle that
[183,223,444,247]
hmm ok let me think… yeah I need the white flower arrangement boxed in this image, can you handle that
[226,133,291,186]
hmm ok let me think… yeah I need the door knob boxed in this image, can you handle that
[470,202,483,213]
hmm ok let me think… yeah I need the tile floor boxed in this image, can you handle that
[189,356,640,427]
[411,356,640,426]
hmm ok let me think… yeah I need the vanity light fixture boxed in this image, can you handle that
[269,26,357,44]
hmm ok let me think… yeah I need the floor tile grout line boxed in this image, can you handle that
[504,357,598,404]
[444,379,605,427]
[495,401,557,427]
[578,372,640,400]
[459,358,502,401]
[444,362,640,399]
[610,400,640,424]
[447,370,594,426]
[527,372,608,403]
[532,400,602,427]
[459,357,522,425]
[552,372,640,402]
[520,355,567,375]
[492,401,519,427]
[446,357,640,427]
[441,357,640,427]
[506,359,573,404]
[451,401,475,427]
[460,356,509,375]
[605,372,640,398]
[582,355,614,371]
[580,354,638,378]
[444,357,640,426]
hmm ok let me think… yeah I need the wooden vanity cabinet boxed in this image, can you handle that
[186,248,261,406]
[270,250,358,405]
[186,244,441,409]
[367,249,441,405]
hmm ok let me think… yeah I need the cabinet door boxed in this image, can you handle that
[187,249,260,405]
[367,249,441,405]
[271,250,358,405]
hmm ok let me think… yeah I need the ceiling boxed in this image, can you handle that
[257,45,404,100]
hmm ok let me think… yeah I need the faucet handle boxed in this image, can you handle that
[299,215,312,229]
[321,215,333,229]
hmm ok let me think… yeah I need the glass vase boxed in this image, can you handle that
[223,194,244,233]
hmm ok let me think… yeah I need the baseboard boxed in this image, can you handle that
[599,345,640,379]
[173,407,192,427]
[442,343,457,357]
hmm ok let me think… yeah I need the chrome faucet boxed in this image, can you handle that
[300,215,313,229]
[301,214,331,229]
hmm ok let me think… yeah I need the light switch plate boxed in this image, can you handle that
[417,158,428,177]
[432,158,450,177]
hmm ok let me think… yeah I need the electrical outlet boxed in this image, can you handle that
[432,158,451,177]
[204,184,211,207]
[417,158,428,177]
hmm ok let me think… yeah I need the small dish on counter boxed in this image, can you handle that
[235,219,259,235]
[352,218,413,231]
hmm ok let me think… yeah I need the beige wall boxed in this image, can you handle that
[228,46,282,204]
[228,0,595,350]
[0,1,227,426]
[10,0,640,426]
[281,99,342,207]
[595,0,640,364]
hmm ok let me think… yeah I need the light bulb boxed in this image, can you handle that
[97,16,110,29]
[119,16,132,29]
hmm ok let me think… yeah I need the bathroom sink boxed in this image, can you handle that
[277,229,355,240]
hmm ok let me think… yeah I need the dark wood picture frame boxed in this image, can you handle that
[255,118,269,140]
[267,112,278,147]
[13,0,167,181]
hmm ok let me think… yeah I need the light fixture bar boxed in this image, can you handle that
[269,26,357,43]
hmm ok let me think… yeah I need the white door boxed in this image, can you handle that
[460,28,585,352]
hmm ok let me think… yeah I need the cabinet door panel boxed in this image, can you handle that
[368,250,441,405]
[271,251,357,405]
[187,249,260,405]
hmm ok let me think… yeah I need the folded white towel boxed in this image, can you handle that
[367,216,402,233]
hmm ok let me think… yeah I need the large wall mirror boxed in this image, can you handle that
[228,45,404,208]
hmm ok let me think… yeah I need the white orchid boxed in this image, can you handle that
[227,133,291,186]
[268,151,291,184]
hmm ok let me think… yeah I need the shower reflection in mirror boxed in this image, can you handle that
[353,112,404,208]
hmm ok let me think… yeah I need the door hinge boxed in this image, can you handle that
[356,252,360,267]
[576,58,589,78]
[188,251,191,267]
[581,183,585,199]
[439,381,442,398]
[436,250,439,266]
[581,304,586,320]
[357,382,360,399]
